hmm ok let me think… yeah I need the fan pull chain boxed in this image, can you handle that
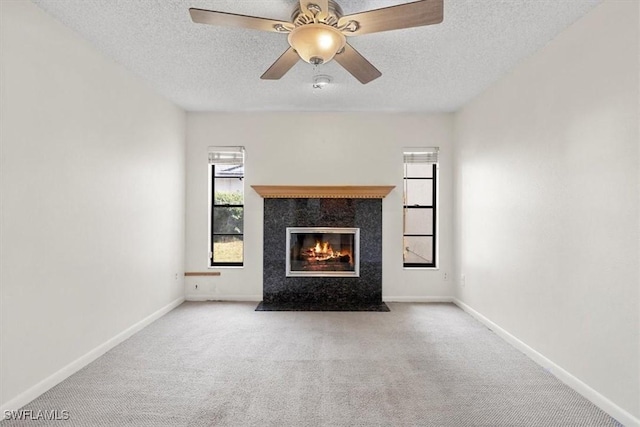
[312,64,320,90]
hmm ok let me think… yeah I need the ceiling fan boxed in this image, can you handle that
[189,0,444,84]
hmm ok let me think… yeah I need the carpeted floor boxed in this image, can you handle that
[2,302,621,426]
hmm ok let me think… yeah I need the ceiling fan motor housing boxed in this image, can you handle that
[291,1,344,26]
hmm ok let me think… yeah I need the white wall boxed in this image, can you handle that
[186,113,454,300]
[0,1,186,408]
[454,0,639,423]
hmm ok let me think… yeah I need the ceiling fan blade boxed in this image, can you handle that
[299,0,330,20]
[261,47,300,80]
[334,43,381,84]
[338,0,443,36]
[189,8,293,33]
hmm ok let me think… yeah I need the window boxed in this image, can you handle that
[209,147,244,267]
[403,148,438,268]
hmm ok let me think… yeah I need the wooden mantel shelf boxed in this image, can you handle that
[251,185,395,199]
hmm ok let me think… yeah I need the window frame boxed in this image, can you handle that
[403,162,437,268]
[209,163,244,267]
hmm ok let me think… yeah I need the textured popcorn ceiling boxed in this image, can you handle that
[31,0,602,112]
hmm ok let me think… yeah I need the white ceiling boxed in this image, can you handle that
[31,0,602,112]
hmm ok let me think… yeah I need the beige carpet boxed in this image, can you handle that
[2,302,621,426]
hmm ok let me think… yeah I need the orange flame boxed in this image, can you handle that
[300,240,352,265]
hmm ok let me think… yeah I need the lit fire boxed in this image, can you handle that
[302,241,352,265]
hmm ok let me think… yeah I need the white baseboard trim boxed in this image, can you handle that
[186,295,454,304]
[0,296,185,414]
[185,294,262,302]
[453,298,639,427]
[384,296,454,303]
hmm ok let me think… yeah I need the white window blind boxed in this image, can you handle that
[403,148,439,164]
[208,146,244,165]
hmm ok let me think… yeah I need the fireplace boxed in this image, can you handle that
[252,185,394,311]
[286,227,359,277]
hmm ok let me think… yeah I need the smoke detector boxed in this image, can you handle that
[312,75,332,89]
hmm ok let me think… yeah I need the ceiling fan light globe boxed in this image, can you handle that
[287,23,346,64]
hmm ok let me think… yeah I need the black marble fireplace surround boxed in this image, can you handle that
[256,198,389,311]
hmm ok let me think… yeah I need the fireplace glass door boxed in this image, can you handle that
[286,227,360,277]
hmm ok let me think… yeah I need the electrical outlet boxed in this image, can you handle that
[461,274,466,288]
[175,273,178,280]
[443,272,448,281]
